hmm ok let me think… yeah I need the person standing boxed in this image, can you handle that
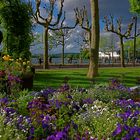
[39,57,42,65]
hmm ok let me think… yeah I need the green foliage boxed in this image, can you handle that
[124,37,140,58]
[80,48,89,59]
[100,34,116,53]
[129,0,140,14]
[91,84,131,103]
[0,0,33,59]
[16,90,33,116]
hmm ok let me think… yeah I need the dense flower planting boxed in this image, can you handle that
[0,79,140,139]
[0,56,33,94]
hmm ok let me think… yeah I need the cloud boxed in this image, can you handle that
[63,0,135,22]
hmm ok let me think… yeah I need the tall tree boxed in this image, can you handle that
[0,0,33,59]
[34,0,64,69]
[103,16,133,67]
[129,1,140,66]
[34,0,78,69]
[88,0,100,78]
[75,0,100,79]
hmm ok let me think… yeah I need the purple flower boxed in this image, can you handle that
[123,125,130,131]
[78,88,86,93]
[40,88,56,99]
[137,128,140,135]
[0,98,9,106]
[47,131,67,140]
[67,94,72,99]
[29,126,34,135]
[0,70,5,77]
[83,98,93,104]
[112,123,122,136]
[55,100,62,109]
[58,83,70,92]
[122,133,131,140]
[71,121,78,130]
[56,131,67,139]
[47,135,56,140]
[8,74,21,83]
[119,111,131,121]
[63,124,70,133]
[135,138,140,140]
[17,115,23,124]
[4,107,16,115]
[42,115,51,129]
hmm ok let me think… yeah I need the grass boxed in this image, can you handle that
[33,67,140,90]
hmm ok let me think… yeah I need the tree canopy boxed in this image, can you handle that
[129,0,140,14]
[0,0,33,59]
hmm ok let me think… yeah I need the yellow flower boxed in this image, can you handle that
[9,59,14,61]
[27,61,30,64]
[2,55,11,61]
[27,66,30,69]
[23,62,26,65]
[16,61,19,64]
[19,58,22,61]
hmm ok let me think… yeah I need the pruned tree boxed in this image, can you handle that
[75,0,100,78]
[74,6,91,47]
[49,28,71,65]
[34,0,78,69]
[103,16,134,67]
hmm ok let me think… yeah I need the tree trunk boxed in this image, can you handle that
[62,34,65,65]
[43,27,49,69]
[87,0,100,79]
[133,17,137,67]
[112,48,114,64]
[120,36,125,67]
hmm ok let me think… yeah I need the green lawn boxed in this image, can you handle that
[33,67,140,90]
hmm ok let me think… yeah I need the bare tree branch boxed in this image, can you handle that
[35,0,46,22]
[103,16,133,38]
[74,6,91,32]
[49,0,64,26]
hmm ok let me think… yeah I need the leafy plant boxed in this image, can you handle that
[16,90,34,116]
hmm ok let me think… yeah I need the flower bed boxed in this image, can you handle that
[0,55,34,95]
[0,80,140,139]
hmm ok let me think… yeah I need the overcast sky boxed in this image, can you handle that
[31,0,139,54]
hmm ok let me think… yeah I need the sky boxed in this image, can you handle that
[30,0,139,54]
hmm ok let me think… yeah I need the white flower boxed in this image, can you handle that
[91,106,94,110]
[83,104,88,108]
